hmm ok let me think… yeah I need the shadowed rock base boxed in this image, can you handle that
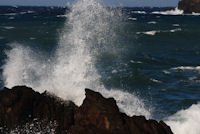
[0,86,173,134]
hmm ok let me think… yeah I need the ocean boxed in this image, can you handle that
[0,0,200,133]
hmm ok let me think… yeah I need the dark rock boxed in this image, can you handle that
[0,86,76,133]
[68,88,173,134]
[0,86,173,134]
[178,0,200,13]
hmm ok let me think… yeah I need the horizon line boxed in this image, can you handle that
[0,5,176,8]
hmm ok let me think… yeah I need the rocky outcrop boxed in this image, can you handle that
[0,86,173,134]
[0,86,76,133]
[68,88,173,134]
[178,0,200,13]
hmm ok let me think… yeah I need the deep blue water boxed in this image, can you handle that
[1,6,200,121]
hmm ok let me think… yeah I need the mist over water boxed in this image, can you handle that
[2,0,150,118]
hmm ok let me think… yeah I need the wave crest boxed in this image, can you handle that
[2,0,151,118]
[166,103,200,134]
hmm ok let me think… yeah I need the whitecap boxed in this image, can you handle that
[147,21,157,24]
[3,26,15,30]
[169,28,181,32]
[166,103,200,134]
[191,12,200,16]
[152,7,184,16]
[137,30,159,36]
[137,28,181,36]
[132,11,146,14]
[130,60,142,64]
[171,66,200,71]
[150,78,162,83]
[111,70,118,74]
[27,11,35,14]
[152,7,200,16]
[128,17,137,21]
[173,24,180,27]
[162,70,171,74]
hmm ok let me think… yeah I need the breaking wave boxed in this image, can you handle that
[2,1,200,134]
[2,0,151,118]
[152,7,200,16]
[166,103,200,134]
[132,11,146,14]
[172,66,200,71]
[136,30,158,35]
[152,7,184,15]
[136,28,181,35]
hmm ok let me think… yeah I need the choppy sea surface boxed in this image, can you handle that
[0,2,200,134]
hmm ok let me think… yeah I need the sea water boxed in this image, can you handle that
[0,1,200,134]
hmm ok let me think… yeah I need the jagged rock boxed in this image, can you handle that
[0,86,76,133]
[68,88,173,134]
[178,0,200,13]
[0,86,173,134]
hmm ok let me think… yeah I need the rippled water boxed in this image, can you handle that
[1,4,200,134]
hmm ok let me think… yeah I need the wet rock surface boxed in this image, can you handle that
[0,86,173,134]
[0,86,76,133]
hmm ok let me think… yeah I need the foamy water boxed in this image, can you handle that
[136,28,181,36]
[147,21,157,24]
[172,66,200,71]
[166,103,200,134]
[152,7,200,16]
[128,17,137,21]
[2,0,150,118]
[132,11,146,14]
[136,30,158,35]
[3,26,15,30]
[2,1,200,134]
[152,7,184,15]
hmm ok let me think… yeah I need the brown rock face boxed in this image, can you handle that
[68,89,173,134]
[0,86,173,134]
[0,86,76,133]
[178,0,200,13]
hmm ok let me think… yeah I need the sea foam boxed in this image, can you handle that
[147,21,157,24]
[166,103,200,134]
[136,30,159,35]
[137,28,181,36]
[2,1,200,134]
[2,0,151,118]
[132,11,146,14]
[152,7,184,15]
[172,66,200,72]
[152,7,200,16]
